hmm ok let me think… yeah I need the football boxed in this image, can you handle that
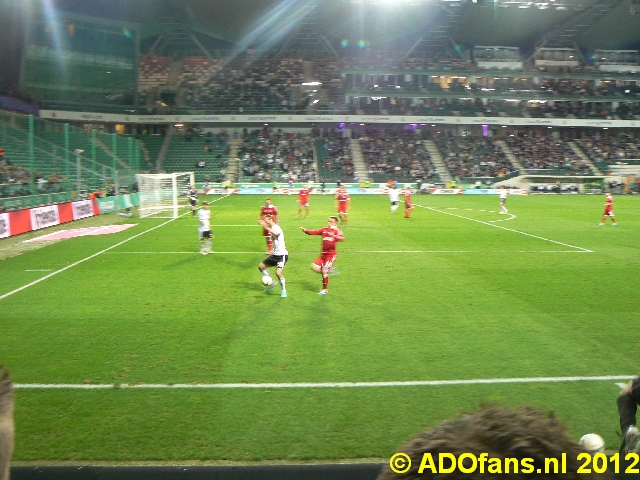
[261,275,273,286]
[579,433,605,453]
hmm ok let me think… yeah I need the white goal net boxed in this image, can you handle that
[136,172,195,218]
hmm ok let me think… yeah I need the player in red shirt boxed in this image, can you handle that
[296,185,311,218]
[300,216,345,295]
[599,191,618,226]
[259,197,279,254]
[403,188,414,218]
[334,187,351,225]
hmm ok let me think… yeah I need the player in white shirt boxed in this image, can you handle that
[389,186,400,213]
[499,186,508,214]
[198,202,213,254]
[257,214,288,297]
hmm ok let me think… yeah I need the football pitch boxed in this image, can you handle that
[1,193,639,463]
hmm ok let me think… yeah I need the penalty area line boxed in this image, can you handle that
[14,375,635,390]
[0,195,233,301]
[415,204,593,253]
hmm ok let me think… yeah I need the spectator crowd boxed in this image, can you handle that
[577,134,640,165]
[434,136,516,179]
[505,136,593,174]
[238,129,316,183]
[181,57,307,114]
[360,128,439,182]
[130,53,640,119]
[318,137,354,180]
[0,158,67,198]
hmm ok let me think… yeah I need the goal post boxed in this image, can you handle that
[136,172,195,219]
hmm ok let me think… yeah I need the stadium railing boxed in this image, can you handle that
[0,111,145,204]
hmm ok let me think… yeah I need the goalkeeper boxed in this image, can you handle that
[188,184,198,216]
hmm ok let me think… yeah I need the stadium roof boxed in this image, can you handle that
[32,0,640,52]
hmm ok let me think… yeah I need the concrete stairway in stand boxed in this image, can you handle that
[95,137,130,169]
[569,141,603,175]
[225,138,243,182]
[303,61,315,81]
[349,138,368,182]
[495,139,524,171]
[166,60,183,88]
[423,140,452,183]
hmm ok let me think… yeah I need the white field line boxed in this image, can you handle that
[488,213,517,223]
[0,195,232,301]
[415,204,593,253]
[419,206,517,222]
[14,375,635,390]
[175,225,260,227]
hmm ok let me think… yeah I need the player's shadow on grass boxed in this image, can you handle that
[301,280,319,292]
[214,255,256,268]
[164,255,202,269]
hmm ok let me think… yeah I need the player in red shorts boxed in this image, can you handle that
[403,188,414,218]
[300,216,344,295]
[296,185,311,218]
[259,197,279,254]
[599,191,618,226]
[335,187,351,225]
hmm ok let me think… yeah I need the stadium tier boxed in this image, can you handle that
[238,130,315,183]
[360,129,441,183]
[316,137,354,182]
[163,131,229,183]
[576,137,640,174]
[434,135,517,180]
[0,110,146,201]
[139,134,165,167]
[505,137,595,175]
[15,50,640,119]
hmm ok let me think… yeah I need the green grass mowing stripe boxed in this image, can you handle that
[0,215,186,301]
[0,195,232,301]
[12,382,625,461]
[414,203,593,252]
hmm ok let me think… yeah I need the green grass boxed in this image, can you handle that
[1,193,640,462]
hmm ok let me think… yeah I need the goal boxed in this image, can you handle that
[136,172,195,218]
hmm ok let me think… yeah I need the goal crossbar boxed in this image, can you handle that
[136,172,195,219]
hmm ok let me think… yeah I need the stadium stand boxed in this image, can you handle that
[238,130,316,183]
[163,129,230,182]
[15,46,640,119]
[178,57,220,92]
[575,135,640,173]
[359,128,441,183]
[316,137,354,182]
[34,130,117,170]
[433,135,516,180]
[20,15,136,105]
[0,144,67,198]
[179,57,305,113]
[139,134,165,167]
[138,57,172,94]
[505,136,594,175]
